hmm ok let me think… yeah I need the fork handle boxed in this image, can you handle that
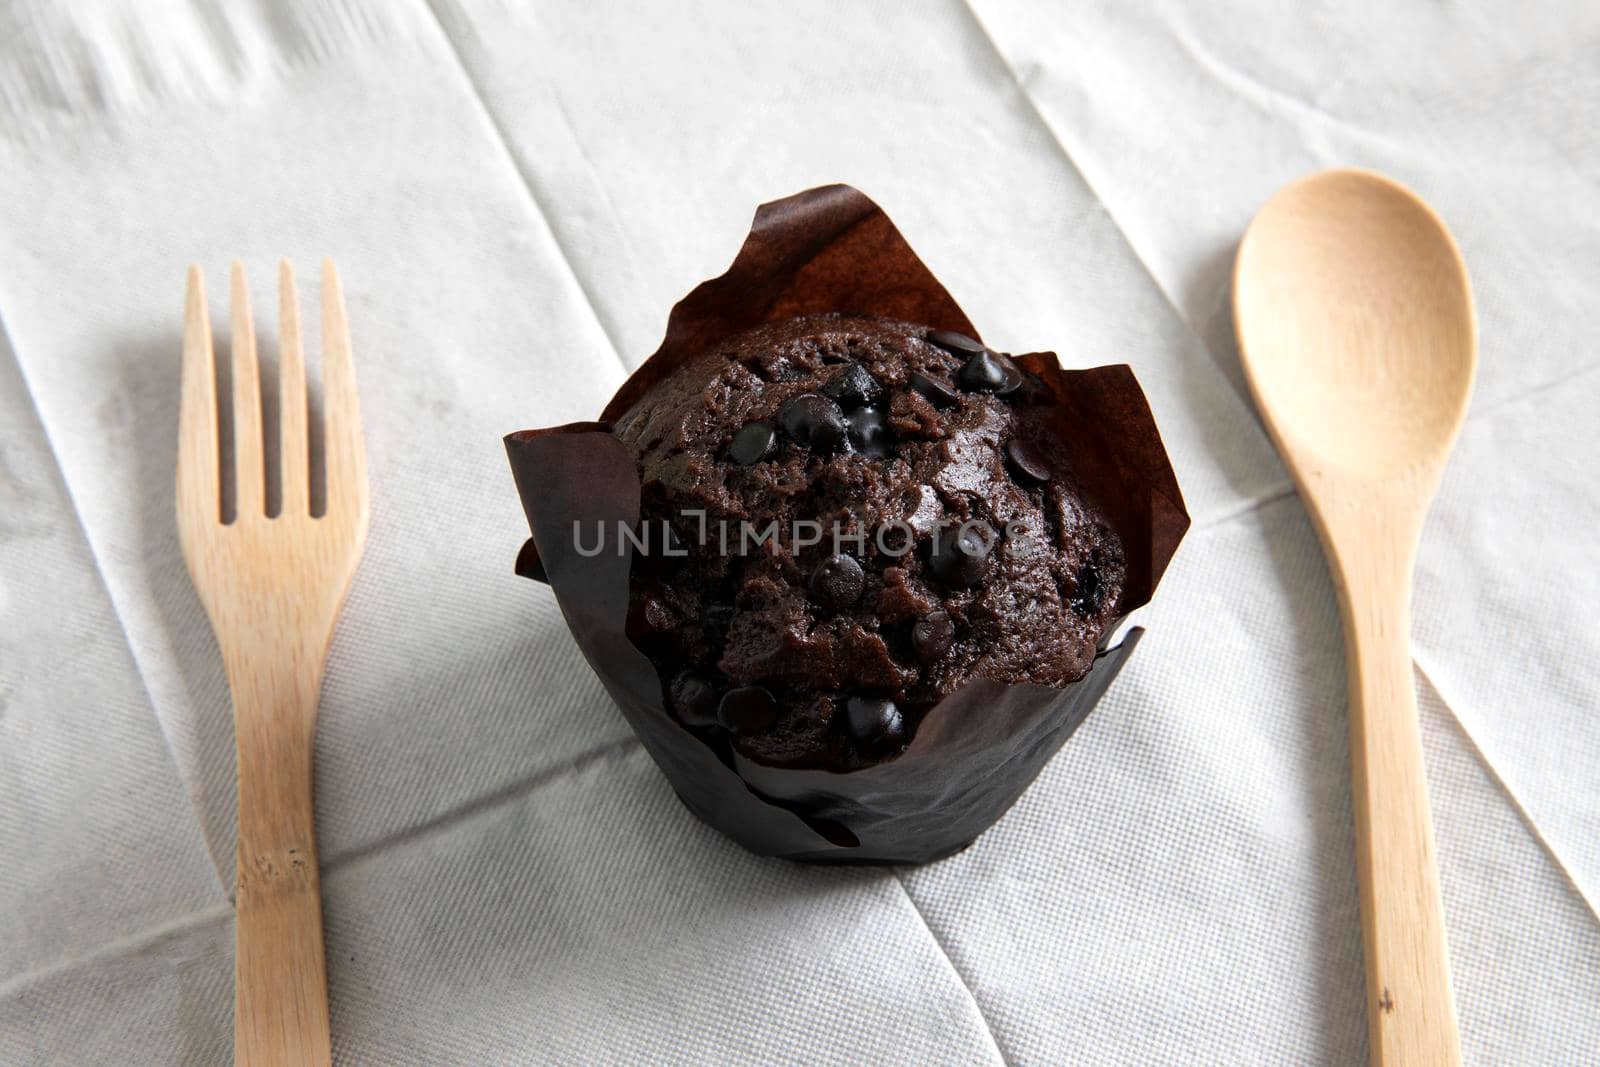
[228,647,332,1067]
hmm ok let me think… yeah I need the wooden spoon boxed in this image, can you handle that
[1233,169,1474,1065]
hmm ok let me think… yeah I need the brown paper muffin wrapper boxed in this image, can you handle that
[506,185,1188,864]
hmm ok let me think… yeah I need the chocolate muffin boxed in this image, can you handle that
[611,313,1126,771]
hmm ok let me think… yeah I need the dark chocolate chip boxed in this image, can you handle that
[844,696,906,747]
[927,525,993,588]
[958,350,1024,394]
[778,393,849,453]
[1069,560,1104,615]
[845,406,892,457]
[809,554,865,611]
[926,329,985,354]
[625,592,673,642]
[703,604,735,637]
[718,685,779,734]
[670,672,719,727]
[820,363,881,409]
[911,610,955,664]
[908,371,960,407]
[728,421,776,465]
[1005,438,1052,484]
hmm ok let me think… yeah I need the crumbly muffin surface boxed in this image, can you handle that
[612,314,1124,770]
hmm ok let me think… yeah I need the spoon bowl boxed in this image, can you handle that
[1235,168,1475,477]
[1234,169,1476,1067]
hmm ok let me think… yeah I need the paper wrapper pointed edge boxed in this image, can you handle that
[506,185,1189,864]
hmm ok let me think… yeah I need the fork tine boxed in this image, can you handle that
[278,260,310,516]
[230,262,265,518]
[320,259,368,514]
[178,266,219,523]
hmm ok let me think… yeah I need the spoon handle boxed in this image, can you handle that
[1336,538,1461,1066]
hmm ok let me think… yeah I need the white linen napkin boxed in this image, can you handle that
[2,1,1595,1062]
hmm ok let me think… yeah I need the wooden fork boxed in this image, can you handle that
[178,260,369,1066]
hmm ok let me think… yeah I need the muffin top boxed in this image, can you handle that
[611,313,1125,770]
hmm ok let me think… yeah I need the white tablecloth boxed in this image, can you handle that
[2,2,1596,1063]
